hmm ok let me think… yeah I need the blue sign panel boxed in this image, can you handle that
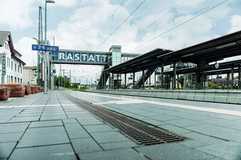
[51,50,110,65]
[32,44,59,52]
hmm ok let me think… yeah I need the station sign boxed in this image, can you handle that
[51,50,110,65]
[32,44,59,52]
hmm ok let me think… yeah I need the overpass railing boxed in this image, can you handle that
[89,89,241,104]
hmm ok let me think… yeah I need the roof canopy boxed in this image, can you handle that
[105,31,241,74]
[105,49,172,73]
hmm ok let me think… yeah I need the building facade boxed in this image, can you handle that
[0,31,25,84]
[23,66,37,85]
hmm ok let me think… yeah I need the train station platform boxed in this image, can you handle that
[0,90,240,160]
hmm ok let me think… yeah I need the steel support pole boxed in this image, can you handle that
[173,62,176,89]
[161,66,164,88]
[103,72,105,89]
[133,72,135,86]
[231,66,234,89]
[37,6,41,86]
[227,73,230,89]
[154,71,156,88]
[124,73,127,88]
[142,70,144,88]
[116,74,119,89]
[149,75,151,86]
[44,0,48,93]
[108,73,111,89]
[239,65,241,89]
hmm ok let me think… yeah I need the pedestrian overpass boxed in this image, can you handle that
[49,45,139,88]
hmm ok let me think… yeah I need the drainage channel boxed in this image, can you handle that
[67,94,185,146]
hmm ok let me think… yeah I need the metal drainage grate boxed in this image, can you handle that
[68,95,185,146]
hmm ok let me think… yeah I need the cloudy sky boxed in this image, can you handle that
[0,0,241,83]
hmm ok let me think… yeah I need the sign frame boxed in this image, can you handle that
[32,44,59,52]
[51,50,110,65]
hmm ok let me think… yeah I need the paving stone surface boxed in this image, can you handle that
[0,143,16,159]
[72,138,102,154]
[136,143,217,160]
[17,126,69,147]
[9,144,77,160]
[0,91,240,160]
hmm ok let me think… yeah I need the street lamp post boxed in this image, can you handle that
[44,0,55,93]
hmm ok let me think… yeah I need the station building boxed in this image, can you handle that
[0,31,25,84]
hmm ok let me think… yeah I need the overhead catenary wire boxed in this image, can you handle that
[111,0,129,18]
[99,0,146,48]
[135,0,229,51]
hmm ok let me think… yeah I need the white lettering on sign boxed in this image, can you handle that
[67,52,73,60]
[82,54,88,61]
[59,52,65,60]
[74,53,80,61]
[88,54,95,62]
[57,51,109,64]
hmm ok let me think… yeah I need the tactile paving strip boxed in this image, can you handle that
[67,95,185,146]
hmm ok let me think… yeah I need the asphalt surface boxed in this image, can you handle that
[0,90,241,160]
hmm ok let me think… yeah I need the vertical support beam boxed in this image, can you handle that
[173,62,176,89]
[177,74,179,89]
[149,75,151,86]
[231,66,234,89]
[142,70,145,88]
[154,71,156,88]
[203,74,207,89]
[239,65,241,89]
[50,62,54,90]
[118,74,121,89]
[124,73,127,88]
[227,73,230,89]
[109,73,111,89]
[113,73,116,89]
[102,72,105,89]
[115,74,117,89]
[196,62,207,89]
[37,6,42,86]
[161,66,164,88]
[133,72,135,87]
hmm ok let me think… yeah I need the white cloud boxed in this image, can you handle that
[175,0,206,7]
[135,1,231,53]
[13,0,233,81]
[15,37,37,66]
[53,0,78,8]
[50,0,131,51]
[0,0,236,85]
[0,0,36,29]
[229,15,241,33]
[47,0,136,79]
[220,15,241,62]
[0,0,79,30]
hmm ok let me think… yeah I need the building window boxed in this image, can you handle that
[15,63,17,72]
[14,77,16,83]
[19,65,22,73]
[7,58,10,67]
[11,76,13,83]
[11,61,13,70]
